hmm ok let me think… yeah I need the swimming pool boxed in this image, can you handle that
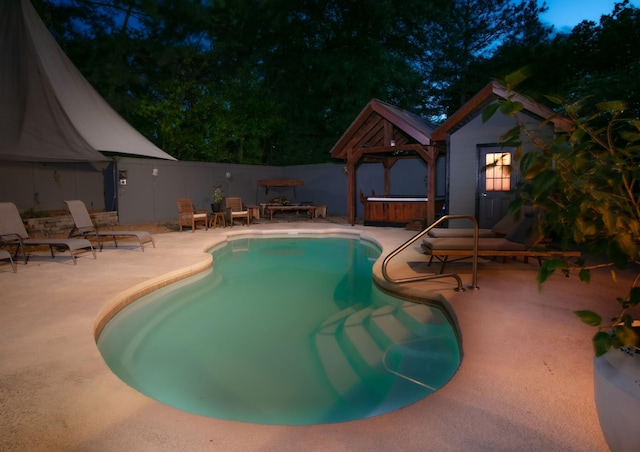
[97,235,460,425]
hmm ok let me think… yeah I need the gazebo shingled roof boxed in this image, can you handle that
[330,99,441,226]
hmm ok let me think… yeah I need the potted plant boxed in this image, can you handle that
[211,186,224,212]
[486,82,640,451]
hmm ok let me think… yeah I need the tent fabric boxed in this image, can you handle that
[0,0,176,162]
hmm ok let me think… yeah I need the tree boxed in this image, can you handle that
[255,0,448,164]
[561,1,640,115]
[32,0,558,163]
[421,0,550,120]
[482,1,640,116]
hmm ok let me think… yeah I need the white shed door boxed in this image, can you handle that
[478,147,515,228]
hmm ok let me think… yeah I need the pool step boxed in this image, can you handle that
[375,304,447,339]
[343,307,382,368]
[314,323,362,397]
[369,306,414,344]
[398,302,443,325]
[313,302,457,398]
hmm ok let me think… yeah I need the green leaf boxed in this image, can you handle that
[629,287,640,306]
[499,101,524,116]
[596,100,627,113]
[575,310,602,326]
[499,125,522,143]
[578,269,591,283]
[543,94,564,106]
[619,130,640,142]
[537,259,564,283]
[504,69,530,88]
[620,314,634,327]
[482,103,500,123]
[614,324,639,348]
[593,331,612,357]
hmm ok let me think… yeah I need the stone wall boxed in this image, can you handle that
[24,212,118,235]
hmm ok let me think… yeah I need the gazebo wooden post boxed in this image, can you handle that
[427,157,436,225]
[414,145,437,226]
[347,149,356,226]
[383,161,391,195]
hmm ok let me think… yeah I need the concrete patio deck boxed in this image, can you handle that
[1,220,627,451]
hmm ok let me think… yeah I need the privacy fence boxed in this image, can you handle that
[0,157,433,225]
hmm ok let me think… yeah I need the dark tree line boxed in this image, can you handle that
[33,0,640,164]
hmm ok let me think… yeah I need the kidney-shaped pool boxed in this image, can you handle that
[97,235,460,425]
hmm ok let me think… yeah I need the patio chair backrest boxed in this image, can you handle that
[177,198,195,214]
[65,200,96,231]
[0,202,30,239]
[225,197,243,212]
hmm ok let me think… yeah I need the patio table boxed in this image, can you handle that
[266,205,316,220]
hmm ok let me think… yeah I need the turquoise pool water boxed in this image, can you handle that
[97,236,460,425]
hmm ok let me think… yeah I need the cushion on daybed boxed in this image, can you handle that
[427,228,500,238]
[421,236,527,251]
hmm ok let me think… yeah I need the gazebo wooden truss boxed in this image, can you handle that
[330,99,442,226]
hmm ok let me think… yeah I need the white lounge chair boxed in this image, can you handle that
[65,200,155,251]
[0,202,95,265]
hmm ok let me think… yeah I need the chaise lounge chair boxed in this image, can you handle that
[426,208,527,238]
[421,211,580,273]
[65,200,155,251]
[0,202,95,265]
[177,198,208,232]
[225,197,250,226]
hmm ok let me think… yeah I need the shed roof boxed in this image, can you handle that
[431,81,572,142]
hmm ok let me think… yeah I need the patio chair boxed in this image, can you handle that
[225,197,250,226]
[65,200,155,251]
[0,248,16,273]
[0,202,95,265]
[177,198,208,232]
[421,212,580,273]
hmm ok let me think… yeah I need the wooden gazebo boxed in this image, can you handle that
[330,99,442,226]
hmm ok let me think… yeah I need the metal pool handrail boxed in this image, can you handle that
[381,215,480,291]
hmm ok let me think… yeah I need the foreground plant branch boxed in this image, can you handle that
[485,81,640,356]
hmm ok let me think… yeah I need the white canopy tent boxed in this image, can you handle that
[0,0,176,162]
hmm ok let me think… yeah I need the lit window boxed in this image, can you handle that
[485,152,511,191]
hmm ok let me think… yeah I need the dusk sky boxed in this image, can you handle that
[540,0,639,32]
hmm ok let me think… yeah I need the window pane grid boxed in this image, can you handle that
[485,153,511,191]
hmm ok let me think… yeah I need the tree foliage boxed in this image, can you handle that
[421,0,550,119]
[32,0,640,164]
[487,80,640,356]
[486,1,640,114]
